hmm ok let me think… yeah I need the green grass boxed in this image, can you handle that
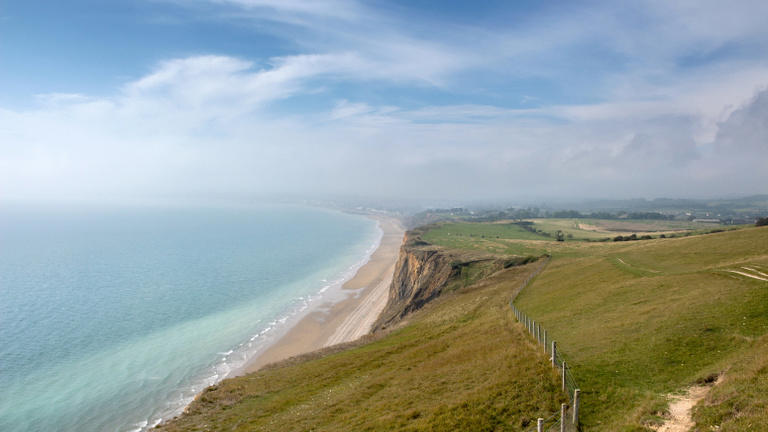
[420,219,748,260]
[159,263,566,432]
[525,219,609,240]
[577,218,718,231]
[421,220,768,430]
[422,221,550,242]
[527,218,738,241]
[692,334,768,431]
[513,226,768,430]
[420,222,553,256]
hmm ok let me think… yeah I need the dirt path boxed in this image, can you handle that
[727,270,768,281]
[742,266,768,278]
[616,257,661,273]
[654,377,721,432]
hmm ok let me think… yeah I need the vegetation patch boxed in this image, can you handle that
[513,226,768,430]
[159,264,565,432]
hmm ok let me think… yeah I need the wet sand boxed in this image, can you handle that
[243,215,404,373]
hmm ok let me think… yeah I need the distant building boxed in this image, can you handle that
[692,218,721,223]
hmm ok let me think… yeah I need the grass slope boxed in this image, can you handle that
[692,333,768,430]
[421,221,767,430]
[512,226,768,430]
[159,263,565,432]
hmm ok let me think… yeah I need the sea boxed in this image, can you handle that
[0,204,381,432]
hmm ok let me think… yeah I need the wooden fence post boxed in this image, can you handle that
[573,389,580,425]
[537,417,543,432]
[537,322,541,344]
[543,329,548,353]
[562,361,567,392]
[551,341,557,367]
[560,403,567,432]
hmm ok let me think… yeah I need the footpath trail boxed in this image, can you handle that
[654,377,721,432]
[727,269,768,281]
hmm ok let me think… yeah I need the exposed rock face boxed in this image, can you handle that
[372,230,540,331]
[372,235,458,330]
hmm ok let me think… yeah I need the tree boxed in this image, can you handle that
[757,217,768,227]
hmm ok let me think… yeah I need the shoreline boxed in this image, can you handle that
[154,211,401,430]
[239,214,404,374]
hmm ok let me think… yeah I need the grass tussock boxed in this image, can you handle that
[159,263,565,432]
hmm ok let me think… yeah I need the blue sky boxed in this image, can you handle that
[1,0,768,204]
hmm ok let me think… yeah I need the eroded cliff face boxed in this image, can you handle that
[373,230,541,331]
[372,235,458,330]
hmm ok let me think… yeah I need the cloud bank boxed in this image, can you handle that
[1,0,767,205]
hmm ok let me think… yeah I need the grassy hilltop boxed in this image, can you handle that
[161,220,767,431]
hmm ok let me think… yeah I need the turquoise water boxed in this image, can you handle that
[0,205,380,432]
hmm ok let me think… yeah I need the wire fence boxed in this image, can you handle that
[510,257,581,432]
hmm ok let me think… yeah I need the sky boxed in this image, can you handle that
[1,0,767,206]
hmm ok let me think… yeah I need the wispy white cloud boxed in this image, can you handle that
[213,0,362,21]
[3,1,768,204]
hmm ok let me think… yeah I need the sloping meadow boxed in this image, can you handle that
[513,226,768,430]
[159,262,564,431]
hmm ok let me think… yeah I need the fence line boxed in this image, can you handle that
[509,257,581,432]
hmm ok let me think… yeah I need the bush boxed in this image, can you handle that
[757,217,768,227]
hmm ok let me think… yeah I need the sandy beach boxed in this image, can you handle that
[243,215,404,373]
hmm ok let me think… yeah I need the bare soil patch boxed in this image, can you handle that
[653,376,722,432]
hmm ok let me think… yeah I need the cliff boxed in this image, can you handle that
[372,229,536,331]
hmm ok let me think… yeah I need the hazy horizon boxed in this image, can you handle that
[2,1,768,205]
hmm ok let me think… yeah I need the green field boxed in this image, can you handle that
[422,219,745,257]
[420,221,551,256]
[159,262,565,432]
[525,218,719,240]
[422,221,768,430]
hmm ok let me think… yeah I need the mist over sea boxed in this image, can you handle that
[0,204,379,432]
